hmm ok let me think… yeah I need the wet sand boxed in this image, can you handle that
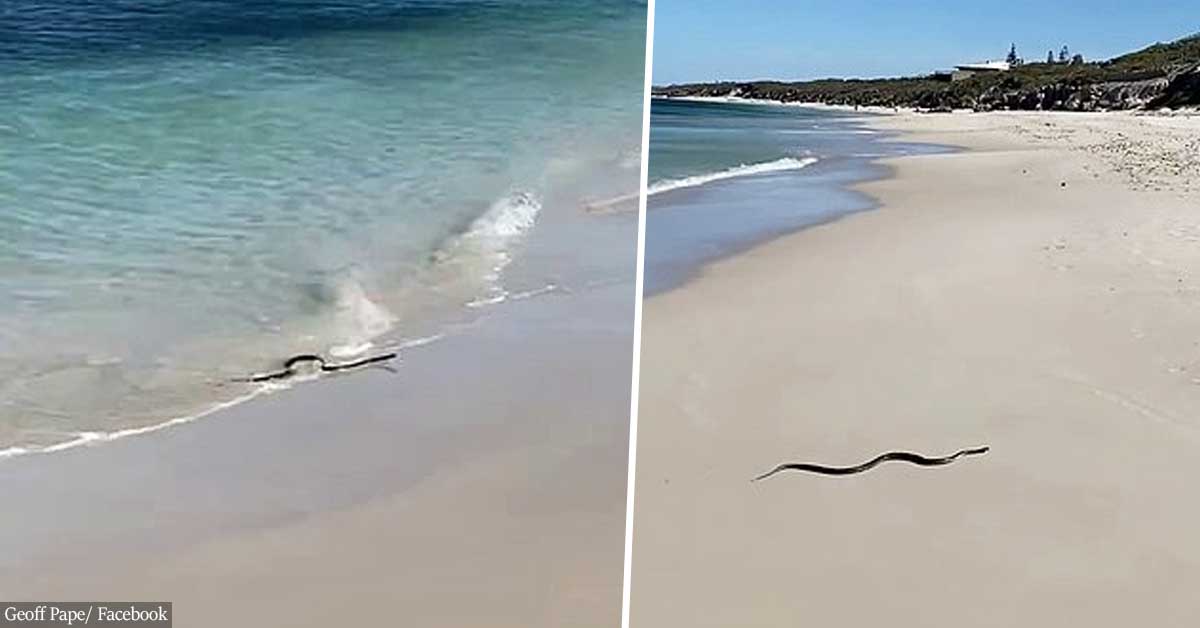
[0,209,637,627]
[630,111,1200,626]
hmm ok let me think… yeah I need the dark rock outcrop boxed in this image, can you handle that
[973,77,1172,111]
[1149,66,1200,108]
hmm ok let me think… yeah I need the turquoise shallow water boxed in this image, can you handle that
[647,98,887,186]
[0,1,646,451]
[644,98,944,294]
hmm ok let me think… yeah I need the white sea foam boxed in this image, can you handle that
[0,446,31,459]
[319,192,543,365]
[583,191,641,214]
[778,129,877,135]
[469,190,542,240]
[647,156,819,197]
[324,276,396,358]
[584,156,820,213]
[394,333,444,350]
[329,341,374,358]
[466,292,510,308]
[465,283,559,308]
[450,190,544,304]
[0,388,264,461]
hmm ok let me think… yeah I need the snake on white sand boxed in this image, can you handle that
[233,352,397,383]
[752,446,989,481]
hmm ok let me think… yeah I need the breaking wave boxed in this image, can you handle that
[322,277,397,358]
[469,190,542,241]
[647,157,819,196]
[584,157,819,212]
[451,190,542,291]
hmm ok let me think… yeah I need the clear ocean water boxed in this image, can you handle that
[0,0,647,453]
[645,98,944,293]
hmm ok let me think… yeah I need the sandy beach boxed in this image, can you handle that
[630,110,1200,626]
[0,208,637,627]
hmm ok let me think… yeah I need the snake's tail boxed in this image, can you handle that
[751,467,782,482]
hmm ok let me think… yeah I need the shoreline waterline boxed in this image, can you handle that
[643,99,949,295]
[0,332,447,462]
[0,235,637,620]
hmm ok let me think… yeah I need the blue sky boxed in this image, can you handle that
[652,0,1199,84]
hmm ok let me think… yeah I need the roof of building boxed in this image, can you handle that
[954,60,1011,72]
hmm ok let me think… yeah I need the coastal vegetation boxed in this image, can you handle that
[654,34,1200,110]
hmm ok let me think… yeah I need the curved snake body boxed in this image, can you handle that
[234,352,398,383]
[753,446,989,481]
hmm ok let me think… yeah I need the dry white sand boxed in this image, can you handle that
[630,111,1200,627]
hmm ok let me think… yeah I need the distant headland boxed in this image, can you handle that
[654,34,1200,111]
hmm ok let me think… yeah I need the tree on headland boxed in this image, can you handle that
[1059,45,1070,63]
[1071,53,1084,64]
[1006,43,1021,65]
[1047,50,1055,64]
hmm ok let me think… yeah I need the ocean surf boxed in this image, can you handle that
[643,97,946,294]
[0,0,647,455]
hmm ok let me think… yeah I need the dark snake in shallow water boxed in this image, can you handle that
[752,446,989,481]
[232,352,398,383]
